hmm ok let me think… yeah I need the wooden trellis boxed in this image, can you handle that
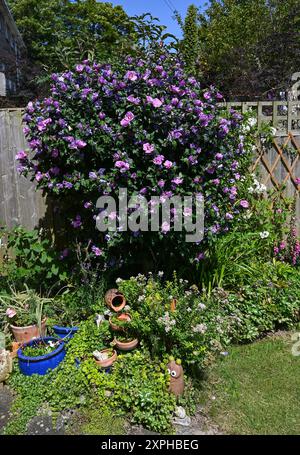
[220,84,300,221]
[252,133,300,193]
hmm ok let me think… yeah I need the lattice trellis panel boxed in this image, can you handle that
[252,133,300,193]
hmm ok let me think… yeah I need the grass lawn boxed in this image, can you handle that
[199,331,300,435]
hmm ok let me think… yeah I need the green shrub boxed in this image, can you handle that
[118,273,230,370]
[0,227,68,293]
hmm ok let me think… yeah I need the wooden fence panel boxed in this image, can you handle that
[0,108,46,229]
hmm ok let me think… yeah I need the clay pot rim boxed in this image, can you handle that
[105,289,126,312]
[111,297,126,312]
[109,313,131,324]
[17,336,64,362]
[10,318,47,331]
[94,348,117,367]
[114,337,139,347]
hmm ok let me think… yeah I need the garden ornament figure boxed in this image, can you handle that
[0,349,13,383]
[167,357,184,396]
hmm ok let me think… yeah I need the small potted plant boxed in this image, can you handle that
[109,313,131,332]
[113,322,139,351]
[0,288,51,344]
[93,348,117,369]
[17,337,66,376]
[47,292,83,341]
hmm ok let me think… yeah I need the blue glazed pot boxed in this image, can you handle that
[17,337,66,376]
[52,325,79,340]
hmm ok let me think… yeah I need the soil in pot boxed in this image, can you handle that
[94,348,117,368]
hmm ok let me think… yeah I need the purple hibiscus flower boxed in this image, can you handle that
[172,177,183,185]
[143,143,155,154]
[153,155,165,165]
[127,95,140,105]
[240,200,249,208]
[125,71,138,81]
[92,245,103,256]
[115,160,130,172]
[164,160,173,169]
[120,111,135,127]
[15,151,27,161]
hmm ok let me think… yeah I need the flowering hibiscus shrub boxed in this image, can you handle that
[17,49,255,273]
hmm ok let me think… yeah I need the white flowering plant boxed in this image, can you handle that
[118,273,230,370]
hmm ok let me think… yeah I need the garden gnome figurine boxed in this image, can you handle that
[167,358,184,397]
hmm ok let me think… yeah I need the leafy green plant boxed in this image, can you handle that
[22,339,61,357]
[0,227,68,293]
[118,273,230,370]
[48,275,107,327]
[0,287,52,331]
[4,318,182,434]
[198,187,293,290]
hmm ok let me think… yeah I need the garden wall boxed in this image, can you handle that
[0,106,299,230]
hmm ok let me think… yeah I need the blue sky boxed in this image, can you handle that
[105,0,206,38]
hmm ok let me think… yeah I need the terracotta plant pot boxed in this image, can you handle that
[94,349,117,368]
[109,313,131,332]
[10,342,21,359]
[105,289,126,312]
[10,319,47,344]
[114,337,139,351]
[170,299,177,312]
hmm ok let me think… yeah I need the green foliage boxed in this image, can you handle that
[111,351,176,433]
[0,227,68,292]
[131,13,178,56]
[4,372,48,435]
[181,5,200,76]
[198,184,293,290]
[0,287,51,331]
[67,404,126,435]
[118,273,230,369]
[22,341,58,357]
[204,264,300,343]
[8,0,136,72]
[180,0,300,98]
[4,319,183,434]
[49,275,107,326]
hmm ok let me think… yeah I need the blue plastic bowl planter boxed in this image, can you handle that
[52,325,79,341]
[17,337,66,376]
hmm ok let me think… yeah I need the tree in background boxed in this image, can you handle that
[180,0,300,99]
[8,0,136,73]
[180,4,200,76]
[7,1,177,99]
